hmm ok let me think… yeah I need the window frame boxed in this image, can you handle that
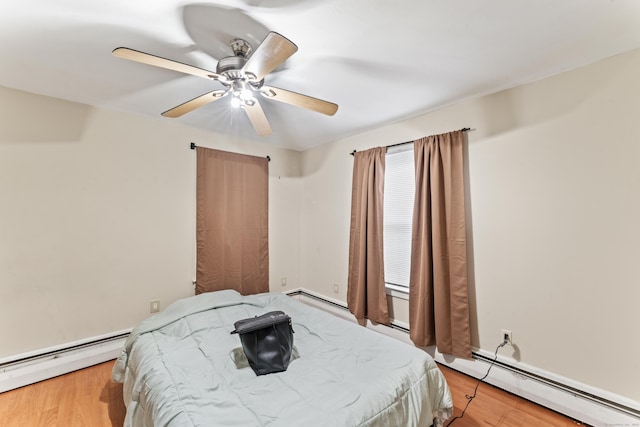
[383,144,414,300]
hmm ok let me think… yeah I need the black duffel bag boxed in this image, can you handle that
[231,311,294,376]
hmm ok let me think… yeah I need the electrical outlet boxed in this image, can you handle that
[501,329,512,344]
[150,300,160,313]
[333,284,339,293]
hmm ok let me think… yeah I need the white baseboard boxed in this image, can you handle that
[289,288,640,427]
[0,330,130,393]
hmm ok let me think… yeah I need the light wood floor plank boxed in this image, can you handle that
[0,360,586,426]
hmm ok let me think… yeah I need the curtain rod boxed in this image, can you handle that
[349,127,471,156]
[190,142,270,162]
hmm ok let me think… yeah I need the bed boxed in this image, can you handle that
[112,290,453,427]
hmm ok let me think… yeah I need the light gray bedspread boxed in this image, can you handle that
[112,290,452,427]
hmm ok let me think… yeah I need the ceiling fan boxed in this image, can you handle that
[113,32,338,137]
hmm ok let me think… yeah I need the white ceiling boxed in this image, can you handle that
[2,0,640,151]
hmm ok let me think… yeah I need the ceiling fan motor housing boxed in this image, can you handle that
[216,55,247,76]
[216,39,251,80]
[216,55,263,90]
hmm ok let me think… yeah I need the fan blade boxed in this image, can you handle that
[260,86,338,116]
[113,47,226,82]
[243,99,272,136]
[162,90,229,118]
[242,32,297,81]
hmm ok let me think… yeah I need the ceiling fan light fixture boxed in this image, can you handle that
[230,96,242,108]
[240,88,254,101]
[229,80,255,107]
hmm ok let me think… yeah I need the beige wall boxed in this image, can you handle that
[300,49,640,402]
[0,86,301,358]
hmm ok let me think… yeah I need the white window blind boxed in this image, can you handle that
[383,147,415,288]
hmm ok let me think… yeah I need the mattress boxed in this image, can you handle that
[112,290,453,426]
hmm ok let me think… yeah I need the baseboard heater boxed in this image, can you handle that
[287,289,640,426]
[0,330,130,393]
[470,351,639,419]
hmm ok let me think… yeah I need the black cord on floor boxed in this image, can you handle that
[445,340,509,426]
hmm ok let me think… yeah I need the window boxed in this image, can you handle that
[383,146,415,294]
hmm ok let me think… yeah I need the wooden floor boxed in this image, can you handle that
[0,362,125,427]
[0,360,584,427]
[438,364,584,427]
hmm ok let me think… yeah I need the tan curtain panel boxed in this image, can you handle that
[347,147,389,325]
[409,130,472,358]
[196,148,269,295]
